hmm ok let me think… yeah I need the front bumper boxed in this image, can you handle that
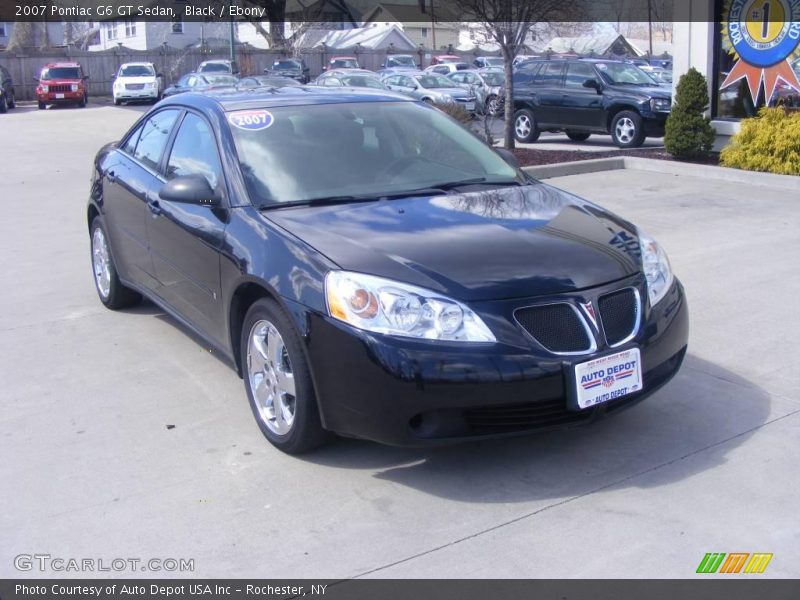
[303,276,689,446]
[642,110,669,136]
[115,88,158,100]
[38,90,84,103]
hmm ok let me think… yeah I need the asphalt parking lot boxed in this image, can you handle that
[1,103,798,579]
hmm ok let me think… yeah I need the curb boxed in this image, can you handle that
[523,157,800,191]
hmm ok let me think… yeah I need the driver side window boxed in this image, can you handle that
[165,113,224,196]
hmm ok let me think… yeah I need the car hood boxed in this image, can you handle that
[117,76,157,84]
[40,78,83,85]
[429,87,474,98]
[266,184,642,301]
[607,83,671,100]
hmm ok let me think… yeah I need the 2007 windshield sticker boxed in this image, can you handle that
[228,110,274,131]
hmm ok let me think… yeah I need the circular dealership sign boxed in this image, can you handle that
[727,0,800,67]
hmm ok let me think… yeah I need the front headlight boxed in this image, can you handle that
[650,98,671,112]
[40,85,49,93]
[325,270,496,343]
[639,231,674,306]
[145,82,156,89]
[71,84,79,92]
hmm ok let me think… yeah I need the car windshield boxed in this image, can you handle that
[388,56,415,67]
[340,75,384,88]
[481,71,504,85]
[41,67,81,80]
[483,57,504,66]
[205,75,238,85]
[200,63,230,73]
[230,101,520,207]
[120,65,155,77]
[331,59,358,68]
[597,63,657,85]
[415,75,455,88]
[274,60,301,69]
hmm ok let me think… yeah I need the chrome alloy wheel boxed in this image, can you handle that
[615,117,636,144]
[91,227,111,299]
[247,320,296,436]
[515,114,531,138]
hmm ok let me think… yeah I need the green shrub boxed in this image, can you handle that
[433,101,473,124]
[664,68,716,160]
[720,107,800,175]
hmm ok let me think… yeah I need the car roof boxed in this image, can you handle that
[45,62,81,68]
[325,68,377,76]
[159,87,414,113]
[330,56,357,60]
[120,62,154,67]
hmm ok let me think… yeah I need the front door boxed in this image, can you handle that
[561,62,605,129]
[147,111,227,345]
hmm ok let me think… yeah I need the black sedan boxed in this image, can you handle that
[162,73,239,97]
[87,88,688,453]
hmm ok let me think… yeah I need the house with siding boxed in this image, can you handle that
[360,1,460,50]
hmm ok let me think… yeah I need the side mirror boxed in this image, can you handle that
[33,75,40,81]
[156,73,163,78]
[159,174,221,206]
[582,78,600,91]
[495,147,520,169]
[83,75,90,80]
[110,73,116,79]
[410,83,418,89]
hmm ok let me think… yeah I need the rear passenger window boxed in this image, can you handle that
[133,109,179,171]
[533,62,564,86]
[121,123,144,155]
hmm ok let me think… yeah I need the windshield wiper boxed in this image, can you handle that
[259,179,522,210]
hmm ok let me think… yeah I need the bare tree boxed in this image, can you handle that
[6,22,42,52]
[242,0,334,52]
[458,0,584,149]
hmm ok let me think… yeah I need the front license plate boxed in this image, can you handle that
[572,348,642,410]
[55,93,65,99]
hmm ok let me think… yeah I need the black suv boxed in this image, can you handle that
[512,58,671,148]
[0,64,16,113]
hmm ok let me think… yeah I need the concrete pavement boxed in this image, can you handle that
[0,104,798,579]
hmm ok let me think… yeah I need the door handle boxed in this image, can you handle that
[147,198,162,216]
[107,170,117,184]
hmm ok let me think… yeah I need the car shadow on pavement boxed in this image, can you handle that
[302,354,772,503]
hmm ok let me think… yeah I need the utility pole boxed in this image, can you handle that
[430,0,436,51]
[647,0,654,60]
[229,1,238,72]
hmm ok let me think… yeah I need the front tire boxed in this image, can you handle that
[8,91,15,109]
[90,217,141,309]
[611,110,645,148]
[566,131,591,142]
[485,94,501,117]
[0,96,6,113]
[513,108,540,143]
[38,101,46,110]
[114,97,121,106]
[79,92,88,108]
[241,298,329,454]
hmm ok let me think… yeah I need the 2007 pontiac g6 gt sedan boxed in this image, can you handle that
[88,87,688,454]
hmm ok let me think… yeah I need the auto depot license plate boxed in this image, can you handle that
[572,348,642,410]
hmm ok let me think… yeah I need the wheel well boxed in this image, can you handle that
[229,282,275,376]
[606,105,639,130]
[87,204,99,231]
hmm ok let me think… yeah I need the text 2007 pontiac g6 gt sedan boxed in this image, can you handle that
[88,87,688,454]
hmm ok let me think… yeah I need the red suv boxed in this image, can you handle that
[36,62,89,109]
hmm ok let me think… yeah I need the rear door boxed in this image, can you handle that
[530,61,566,126]
[102,109,180,290]
[147,111,227,344]
[561,61,604,129]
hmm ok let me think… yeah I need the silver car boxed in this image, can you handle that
[447,68,505,116]
[382,72,476,112]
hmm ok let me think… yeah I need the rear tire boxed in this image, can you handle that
[610,110,645,148]
[8,91,15,109]
[566,131,591,142]
[90,217,142,310]
[485,94,501,117]
[0,96,7,114]
[114,97,121,106]
[513,109,540,143]
[241,298,330,454]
